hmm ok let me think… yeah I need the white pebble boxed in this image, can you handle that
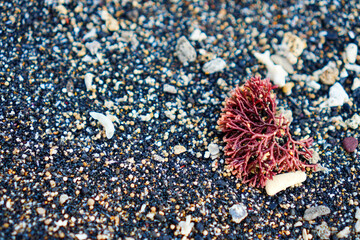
[336,226,351,238]
[163,84,177,94]
[178,215,194,237]
[202,58,226,74]
[345,63,360,73]
[207,143,219,156]
[351,77,360,91]
[345,113,360,129]
[189,29,207,41]
[89,112,115,139]
[355,207,360,220]
[59,194,69,205]
[36,207,46,215]
[85,41,101,55]
[355,220,360,233]
[229,203,248,223]
[175,36,197,65]
[345,43,358,64]
[265,171,306,196]
[174,145,186,155]
[304,205,331,221]
[75,233,88,240]
[84,73,95,91]
[319,83,349,108]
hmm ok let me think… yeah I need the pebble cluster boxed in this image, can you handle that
[1,0,360,239]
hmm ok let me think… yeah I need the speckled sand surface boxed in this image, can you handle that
[1,0,360,239]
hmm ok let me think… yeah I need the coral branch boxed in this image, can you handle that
[218,76,316,187]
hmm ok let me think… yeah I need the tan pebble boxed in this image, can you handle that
[87,198,95,206]
[282,82,295,95]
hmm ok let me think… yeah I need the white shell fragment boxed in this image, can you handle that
[189,29,207,41]
[202,58,226,74]
[100,9,119,32]
[175,36,197,65]
[319,83,349,108]
[345,43,358,64]
[163,84,177,94]
[84,73,95,91]
[89,112,115,139]
[303,205,331,221]
[265,171,306,196]
[177,215,194,237]
[229,203,248,223]
[254,51,287,87]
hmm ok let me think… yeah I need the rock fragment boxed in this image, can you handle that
[163,84,177,94]
[345,43,358,64]
[202,58,226,74]
[336,226,351,238]
[229,203,248,223]
[319,83,349,108]
[303,205,331,221]
[177,215,194,237]
[345,114,360,129]
[175,36,197,65]
[59,194,69,205]
[342,137,358,153]
[318,62,339,85]
[174,145,186,155]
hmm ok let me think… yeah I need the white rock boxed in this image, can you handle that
[355,207,360,220]
[345,63,360,73]
[355,220,360,233]
[89,112,115,139]
[351,77,360,91]
[59,194,69,205]
[345,43,358,64]
[175,36,197,65]
[36,207,46,215]
[304,205,331,221]
[337,226,351,238]
[265,171,306,196]
[229,203,248,223]
[319,83,349,108]
[163,84,177,94]
[178,215,194,237]
[202,58,226,74]
[100,9,119,31]
[174,145,186,155]
[85,41,101,55]
[75,233,88,240]
[306,80,321,91]
[208,143,219,156]
[84,73,95,91]
[346,114,360,129]
[189,29,207,41]
[340,68,349,78]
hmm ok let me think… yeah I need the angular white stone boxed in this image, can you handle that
[355,207,360,220]
[320,83,349,108]
[176,36,197,64]
[85,41,101,55]
[336,226,351,238]
[202,58,226,74]
[163,84,177,94]
[351,77,360,91]
[89,112,115,139]
[355,220,360,233]
[345,63,360,73]
[346,43,358,64]
[229,203,248,223]
[59,194,69,205]
[178,215,194,237]
[174,145,186,155]
[84,73,95,91]
[265,171,306,196]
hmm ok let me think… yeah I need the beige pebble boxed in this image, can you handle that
[36,207,46,215]
[87,198,95,206]
[174,145,187,155]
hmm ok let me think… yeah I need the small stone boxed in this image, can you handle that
[345,43,358,64]
[265,171,306,196]
[174,145,186,155]
[282,82,295,95]
[355,220,360,233]
[85,41,101,55]
[36,207,46,215]
[208,143,219,156]
[175,36,197,64]
[87,198,95,206]
[202,58,226,74]
[315,221,331,240]
[319,62,339,85]
[336,226,350,238]
[163,84,177,94]
[319,83,349,108]
[345,114,360,129]
[342,137,358,153]
[177,215,194,237]
[271,54,294,74]
[304,205,331,221]
[355,207,360,220]
[229,203,248,223]
[59,194,69,205]
[351,77,360,91]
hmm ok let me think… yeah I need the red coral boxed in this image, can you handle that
[218,76,316,187]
